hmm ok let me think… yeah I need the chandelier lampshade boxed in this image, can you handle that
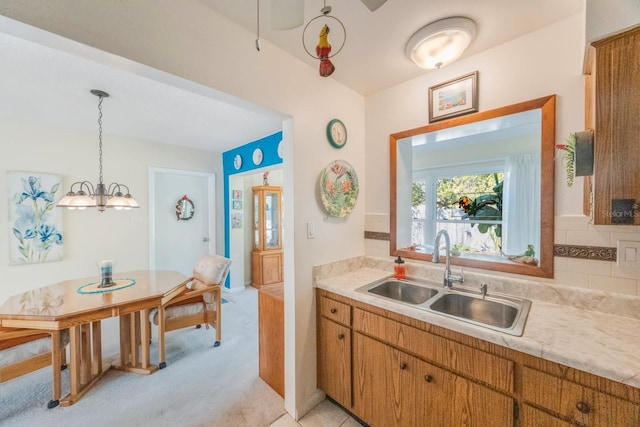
[56,90,139,212]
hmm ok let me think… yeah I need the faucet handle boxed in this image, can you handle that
[449,267,464,284]
[480,282,488,298]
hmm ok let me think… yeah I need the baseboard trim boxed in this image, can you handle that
[294,389,326,420]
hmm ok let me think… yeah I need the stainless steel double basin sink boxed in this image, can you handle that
[356,278,531,336]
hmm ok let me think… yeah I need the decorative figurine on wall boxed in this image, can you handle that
[263,171,270,186]
[176,195,195,221]
[317,24,335,77]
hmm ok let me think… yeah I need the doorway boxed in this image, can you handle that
[228,168,283,290]
[149,167,216,276]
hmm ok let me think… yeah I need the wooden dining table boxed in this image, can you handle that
[0,270,187,408]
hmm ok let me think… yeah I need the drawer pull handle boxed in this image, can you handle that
[424,375,433,382]
[330,308,337,314]
[575,402,590,414]
[399,362,407,370]
[337,333,345,340]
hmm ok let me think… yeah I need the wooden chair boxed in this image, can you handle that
[0,327,69,408]
[148,254,231,368]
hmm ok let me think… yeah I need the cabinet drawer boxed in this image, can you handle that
[353,308,514,393]
[522,366,640,426]
[320,296,351,326]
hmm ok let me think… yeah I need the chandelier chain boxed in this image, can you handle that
[97,94,104,185]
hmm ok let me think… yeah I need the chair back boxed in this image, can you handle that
[192,254,231,289]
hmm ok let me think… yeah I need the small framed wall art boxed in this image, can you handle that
[428,71,478,122]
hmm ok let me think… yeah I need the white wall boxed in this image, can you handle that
[0,1,365,418]
[0,116,219,299]
[366,12,585,218]
[586,0,640,43]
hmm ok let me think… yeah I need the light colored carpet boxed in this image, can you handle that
[0,287,286,427]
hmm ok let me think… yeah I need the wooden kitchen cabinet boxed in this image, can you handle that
[587,25,640,224]
[522,366,640,426]
[317,316,351,408]
[352,332,417,425]
[353,332,512,427]
[316,289,640,427]
[317,295,352,409]
[251,186,283,288]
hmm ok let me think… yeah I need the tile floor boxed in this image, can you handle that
[270,399,364,427]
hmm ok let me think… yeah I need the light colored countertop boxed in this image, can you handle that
[315,265,640,389]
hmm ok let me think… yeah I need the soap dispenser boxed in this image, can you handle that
[394,256,406,279]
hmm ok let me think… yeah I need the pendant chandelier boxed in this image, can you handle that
[57,89,139,212]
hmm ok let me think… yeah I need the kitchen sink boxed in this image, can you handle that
[429,292,531,336]
[360,279,439,305]
[430,293,516,328]
[356,278,531,336]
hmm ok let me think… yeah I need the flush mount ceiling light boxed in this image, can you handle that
[406,17,477,69]
[57,90,139,212]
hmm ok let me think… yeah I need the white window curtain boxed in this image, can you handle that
[502,153,540,256]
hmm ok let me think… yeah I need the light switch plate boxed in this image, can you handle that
[306,221,316,239]
[616,240,640,268]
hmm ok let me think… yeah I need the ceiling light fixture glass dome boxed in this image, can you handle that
[406,17,477,69]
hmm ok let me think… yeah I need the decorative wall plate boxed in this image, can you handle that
[252,148,264,165]
[277,141,284,159]
[233,154,243,170]
[319,159,359,217]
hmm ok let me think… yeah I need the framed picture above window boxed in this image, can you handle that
[428,71,478,122]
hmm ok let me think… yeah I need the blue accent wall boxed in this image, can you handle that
[222,132,283,287]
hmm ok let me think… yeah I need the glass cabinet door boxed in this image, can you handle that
[265,191,280,248]
[254,192,260,249]
[252,186,283,251]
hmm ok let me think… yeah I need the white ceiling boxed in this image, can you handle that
[200,0,584,95]
[0,1,583,152]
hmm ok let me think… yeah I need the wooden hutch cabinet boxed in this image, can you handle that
[251,186,283,288]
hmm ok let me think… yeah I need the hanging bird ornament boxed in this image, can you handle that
[302,2,345,78]
[317,24,335,77]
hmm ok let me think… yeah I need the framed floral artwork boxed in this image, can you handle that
[8,171,64,264]
[231,213,243,229]
[428,71,478,122]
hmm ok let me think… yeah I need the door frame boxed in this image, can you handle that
[148,167,216,271]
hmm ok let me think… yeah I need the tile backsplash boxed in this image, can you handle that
[365,214,640,296]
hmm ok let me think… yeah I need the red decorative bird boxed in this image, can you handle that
[316,24,335,77]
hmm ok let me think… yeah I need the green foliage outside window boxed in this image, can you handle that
[439,172,503,237]
[411,181,425,208]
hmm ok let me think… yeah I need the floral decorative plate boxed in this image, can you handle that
[319,160,359,217]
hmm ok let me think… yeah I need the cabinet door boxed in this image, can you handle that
[317,317,351,408]
[593,27,640,224]
[523,366,640,426]
[415,357,514,427]
[264,191,280,248]
[261,251,282,285]
[353,333,415,426]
